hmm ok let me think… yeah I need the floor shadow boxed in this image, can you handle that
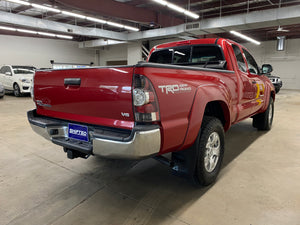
[222,119,266,168]
[38,119,268,224]
[4,92,31,97]
[84,119,268,222]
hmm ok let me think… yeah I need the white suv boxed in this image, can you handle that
[0,65,35,97]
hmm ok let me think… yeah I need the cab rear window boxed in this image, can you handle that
[149,45,226,69]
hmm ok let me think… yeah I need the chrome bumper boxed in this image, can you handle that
[27,110,161,159]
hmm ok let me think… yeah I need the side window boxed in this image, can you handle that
[243,49,259,75]
[0,66,5,74]
[232,45,247,73]
[3,66,12,75]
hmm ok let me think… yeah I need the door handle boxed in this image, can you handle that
[64,78,81,86]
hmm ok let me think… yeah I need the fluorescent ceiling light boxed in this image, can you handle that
[184,11,199,19]
[31,4,61,13]
[0,25,73,39]
[17,28,37,34]
[56,34,73,39]
[3,0,139,32]
[87,17,139,31]
[0,26,17,31]
[152,0,167,6]
[62,11,86,19]
[230,30,261,45]
[167,3,184,13]
[107,21,124,28]
[6,0,30,6]
[152,0,199,19]
[124,26,139,32]
[86,17,106,24]
[38,31,56,37]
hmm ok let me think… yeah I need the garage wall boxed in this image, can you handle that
[127,42,142,65]
[244,39,300,90]
[99,43,143,66]
[99,44,127,66]
[0,35,96,68]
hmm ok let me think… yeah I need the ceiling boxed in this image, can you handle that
[1,0,300,43]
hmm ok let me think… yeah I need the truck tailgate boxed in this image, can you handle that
[34,67,135,130]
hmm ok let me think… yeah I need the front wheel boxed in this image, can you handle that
[13,83,21,97]
[192,116,225,186]
[253,97,274,130]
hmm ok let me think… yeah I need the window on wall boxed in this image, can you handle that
[243,49,260,75]
[232,45,247,73]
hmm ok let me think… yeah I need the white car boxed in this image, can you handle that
[0,65,35,97]
[0,82,4,98]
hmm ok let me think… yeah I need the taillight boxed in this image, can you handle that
[133,74,160,122]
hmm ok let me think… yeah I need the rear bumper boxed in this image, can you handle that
[27,110,161,159]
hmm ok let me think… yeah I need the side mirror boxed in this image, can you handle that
[262,64,273,74]
[5,72,12,76]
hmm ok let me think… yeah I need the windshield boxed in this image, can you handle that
[12,66,35,74]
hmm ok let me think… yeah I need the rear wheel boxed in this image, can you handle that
[192,116,225,186]
[13,83,21,97]
[253,97,274,130]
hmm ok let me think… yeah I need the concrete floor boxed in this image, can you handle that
[0,90,300,225]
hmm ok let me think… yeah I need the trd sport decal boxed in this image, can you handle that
[158,84,191,94]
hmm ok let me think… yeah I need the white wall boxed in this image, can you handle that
[99,44,127,66]
[0,35,96,68]
[127,42,142,65]
[99,42,143,66]
[244,39,300,90]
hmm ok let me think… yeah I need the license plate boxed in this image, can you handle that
[68,123,89,142]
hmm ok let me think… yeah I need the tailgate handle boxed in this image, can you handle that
[64,78,81,86]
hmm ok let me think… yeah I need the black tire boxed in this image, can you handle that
[192,116,225,186]
[13,83,21,97]
[253,97,274,131]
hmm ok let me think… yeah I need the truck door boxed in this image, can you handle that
[242,48,265,113]
[231,44,259,120]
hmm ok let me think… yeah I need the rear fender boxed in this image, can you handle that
[179,85,230,150]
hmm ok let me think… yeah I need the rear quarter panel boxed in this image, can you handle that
[135,65,237,154]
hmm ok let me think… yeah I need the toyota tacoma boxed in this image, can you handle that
[28,38,275,185]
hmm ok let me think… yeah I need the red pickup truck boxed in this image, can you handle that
[28,38,275,186]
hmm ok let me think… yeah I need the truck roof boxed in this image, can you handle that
[152,38,244,50]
